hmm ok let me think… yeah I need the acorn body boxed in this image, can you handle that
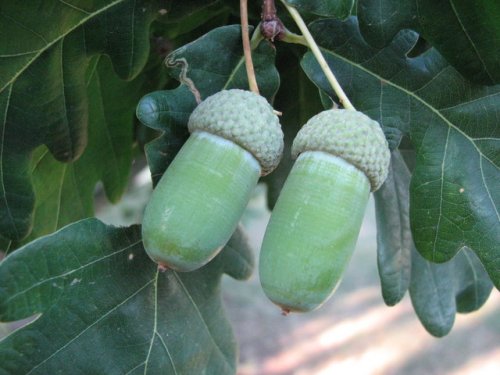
[259,109,390,312]
[142,131,260,271]
[259,151,370,312]
[142,89,283,271]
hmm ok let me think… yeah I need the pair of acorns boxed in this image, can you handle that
[142,89,390,313]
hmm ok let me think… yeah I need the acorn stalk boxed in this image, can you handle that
[142,89,283,272]
[259,109,390,312]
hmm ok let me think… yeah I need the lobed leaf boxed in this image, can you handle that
[12,57,145,248]
[357,0,500,85]
[137,86,194,186]
[0,218,253,374]
[166,25,280,102]
[375,149,493,335]
[0,0,160,240]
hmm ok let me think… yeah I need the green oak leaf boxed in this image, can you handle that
[285,0,355,18]
[376,149,456,337]
[375,151,492,335]
[301,17,500,289]
[374,151,412,306]
[0,218,253,374]
[0,0,160,240]
[11,57,145,248]
[137,86,194,186]
[166,25,280,101]
[409,248,456,337]
[453,247,493,314]
[136,24,280,183]
[357,0,500,85]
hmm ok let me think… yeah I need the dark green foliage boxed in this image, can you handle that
[0,0,161,240]
[357,0,500,85]
[0,219,253,374]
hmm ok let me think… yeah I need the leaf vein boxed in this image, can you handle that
[449,0,494,81]
[58,0,91,15]
[0,0,127,93]
[124,362,145,375]
[479,156,500,222]
[431,127,450,261]
[0,51,40,58]
[439,92,500,112]
[222,57,245,90]
[144,270,178,375]
[0,13,48,45]
[172,273,234,373]
[25,277,154,375]
[4,240,141,304]
[323,48,493,165]
[462,249,479,308]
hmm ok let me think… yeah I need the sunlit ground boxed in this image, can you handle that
[223,186,500,375]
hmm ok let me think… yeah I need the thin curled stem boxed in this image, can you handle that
[279,0,355,111]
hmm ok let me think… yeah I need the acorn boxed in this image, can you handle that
[259,109,390,313]
[142,89,283,272]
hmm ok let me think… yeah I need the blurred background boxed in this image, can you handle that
[1,165,499,374]
[224,185,500,375]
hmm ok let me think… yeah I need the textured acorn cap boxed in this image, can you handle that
[188,89,284,175]
[292,109,390,191]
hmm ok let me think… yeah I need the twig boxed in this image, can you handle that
[279,0,355,111]
[261,0,305,46]
[261,0,286,41]
[241,0,260,94]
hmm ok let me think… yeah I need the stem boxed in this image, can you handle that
[280,30,308,47]
[279,0,355,111]
[248,25,281,116]
[251,25,264,50]
[241,0,260,94]
[262,0,277,17]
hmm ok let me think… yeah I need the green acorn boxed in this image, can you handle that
[259,109,390,313]
[142,89,283,272]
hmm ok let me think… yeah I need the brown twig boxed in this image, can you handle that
[261,0,286,42]
[241,0,260,94]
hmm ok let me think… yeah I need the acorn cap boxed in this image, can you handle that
[291,109,390,191]
[188,89,284,175]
